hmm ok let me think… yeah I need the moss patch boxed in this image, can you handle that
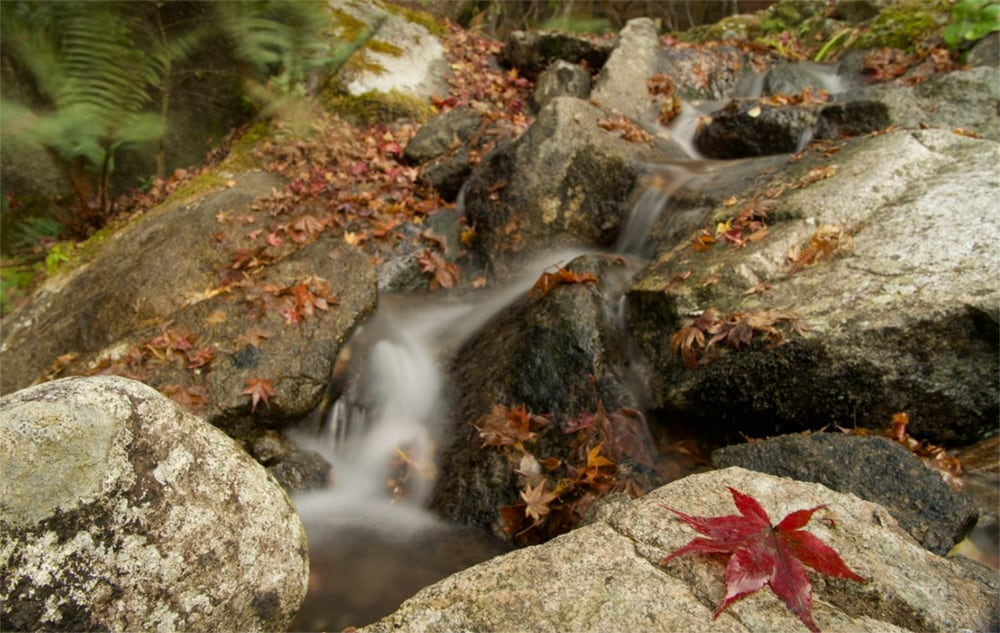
[325,88,432,126]
[855,0,952,52]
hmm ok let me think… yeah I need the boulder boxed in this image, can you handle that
[0,170,377,488]
[432,254,663,540]
[695,98,891,159]
[462,96,668,276]
[659,45,766,101]
[627,128,999,446]
[502,30,612,78]
[712,433,978,555]
[868,66,1000,141]
[333,0,450,100]
[362,468,999,633]
[403,107,482,165]
[530,60,592,113]
[695,101,819,158]
[0,376,308,632]
[591,18,661,122]
[0,171,286,396]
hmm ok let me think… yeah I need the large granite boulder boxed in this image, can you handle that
[0,169,378,487]
[0,376,309,631]
[627,128,999,446]
[362,467,998,633]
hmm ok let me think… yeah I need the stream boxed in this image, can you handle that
[288,63,853,631]
[288,175,692,632]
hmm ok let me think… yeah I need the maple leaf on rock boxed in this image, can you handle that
[520,481,558,523]
[242,376,276,413]
[661,487,867,633]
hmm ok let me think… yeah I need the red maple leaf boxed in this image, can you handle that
[242,376,275,413]
[661,487,867,632]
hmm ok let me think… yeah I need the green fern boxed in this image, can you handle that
[1,2,168,212]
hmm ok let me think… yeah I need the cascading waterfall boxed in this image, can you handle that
[290,86,722,632]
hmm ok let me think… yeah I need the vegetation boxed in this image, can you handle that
[943,0,1000,48]
[0,0,380,237]
[0,0,383,314]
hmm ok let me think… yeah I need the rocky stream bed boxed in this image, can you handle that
[2,2,998,631]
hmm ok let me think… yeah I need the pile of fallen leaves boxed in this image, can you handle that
[671,308,810,369]
[475,383,709,546]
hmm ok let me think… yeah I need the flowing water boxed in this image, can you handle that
[287,61,854,630]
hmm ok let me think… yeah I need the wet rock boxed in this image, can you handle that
[815,99,891,139]
[403,107,482,164]
[530,60,592,113]
[250,429,331,490]
[712,433,978,555]
[502,30,611,78]
[695,100,819,158]
[363,468,999,633]
[627,129,999,446]
[0,376,308,632]
[433,254,662,540]
[463,96,664,275]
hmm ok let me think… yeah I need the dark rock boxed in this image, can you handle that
[967,31,1000,68]
[832,0,889,23]
[0,376,308,632]
[712,433,978,555]
[502,30,611,78]
[432,254,664,540]
[530,60,592,113]
[463,97,663,276]
[695,100,818,158]
[815,100,891,139]
[404,107,482,165]
[419,149,473,200]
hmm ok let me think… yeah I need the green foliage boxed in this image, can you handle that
[44,241,76,277]
[0,1,204,214]
[0,262,35,316]
[943,0,1000,48]
[216,0,385,122]
[854,1,952,53]
[1,0,380,238]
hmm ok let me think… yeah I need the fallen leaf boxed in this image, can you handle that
[242,376,275,413]
[520,481,558,522]
[661,487,867,632]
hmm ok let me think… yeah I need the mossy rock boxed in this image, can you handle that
[325,88,433,126]
[854,0,952,52]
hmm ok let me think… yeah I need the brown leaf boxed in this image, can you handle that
[520,481,558,522]
[242,376,275,413]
